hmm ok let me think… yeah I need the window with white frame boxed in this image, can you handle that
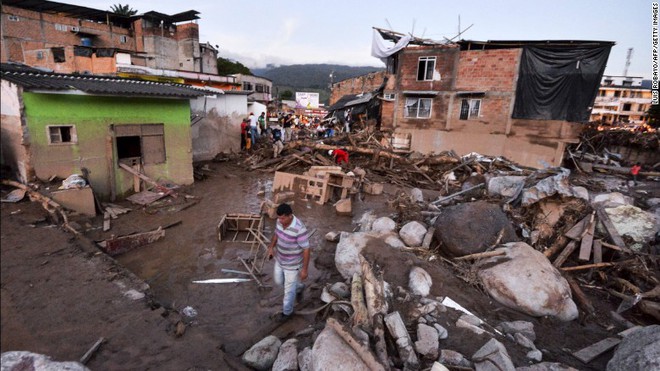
[383,93,396,100]
[417,56,436,81]
[119,35,128,43]
[243,82,253,91]
[54,23,67,31]
[459,99,481,120]
[48,125,77,144]
[404,97,432,118]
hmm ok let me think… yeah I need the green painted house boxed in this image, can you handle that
[1,64,211,200]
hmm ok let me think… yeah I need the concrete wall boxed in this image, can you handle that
[190,94,247,161]
[19,93,193,199]
[0,80,30,182]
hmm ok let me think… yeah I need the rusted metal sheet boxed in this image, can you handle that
[101,227,165,256]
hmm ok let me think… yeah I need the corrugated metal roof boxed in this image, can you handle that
[1,65,215,99]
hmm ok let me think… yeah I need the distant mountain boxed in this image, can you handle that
[253,64,383,105]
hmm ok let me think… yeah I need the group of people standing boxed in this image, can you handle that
[240,112,267,151]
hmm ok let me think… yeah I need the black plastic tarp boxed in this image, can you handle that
[512,45,612,122]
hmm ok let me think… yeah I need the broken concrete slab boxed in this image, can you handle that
[415,323,439,360]
[477,242,578,321]
[472,338,515,371]
[50,186,96,216]
[487,176,527,199]
[433,201,518,257]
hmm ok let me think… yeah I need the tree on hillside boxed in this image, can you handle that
[110,4,138,16]
[280,90,293,100]
[217,57,252,76]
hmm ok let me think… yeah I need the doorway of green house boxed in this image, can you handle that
[113,124,166,195]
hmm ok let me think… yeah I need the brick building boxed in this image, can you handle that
[334,28,614,168]
[1,0,238,89]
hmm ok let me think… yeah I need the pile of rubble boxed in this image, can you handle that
[237,131,659,370]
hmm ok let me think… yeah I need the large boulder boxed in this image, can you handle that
[488,176,526,198]
[477,242,578,321]
[0,352,89,371]
[607,325,660,371]
[603,205,658,251]
[433,201,518,257]
[273,338,298,371]
[335,232,374,279]
[409,266,432,297]
[312,326,369,370]
[372,217,397,232]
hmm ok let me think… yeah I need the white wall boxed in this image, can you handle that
[190,94,248,161]
[0,80,29,182]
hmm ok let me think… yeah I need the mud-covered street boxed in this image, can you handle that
[2,157,659,370]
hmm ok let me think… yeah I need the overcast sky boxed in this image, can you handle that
[62,0,651,79]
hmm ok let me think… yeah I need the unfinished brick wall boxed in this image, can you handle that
[2,5,133,73]
[397,46,459,91]
[329,71,387,105]
[456,49,520,92]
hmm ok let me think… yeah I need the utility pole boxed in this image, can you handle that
[623,48,633,77]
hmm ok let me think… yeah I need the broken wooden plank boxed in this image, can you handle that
[430,183,485,205]
[553,241,577,268]
[103,212,111,232]
[565,215,591,240]
[126,190,167,206]
[572,337,621,363]
[100,227,165,256]
[566,275,595,316]
[595,207,626,248]
[118,162,176,198]
[453,250,506,261]
[593,239,603,264]
[578,217,596,261]
[80,337,105,365]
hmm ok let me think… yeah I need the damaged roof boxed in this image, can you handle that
[1,64,216,99]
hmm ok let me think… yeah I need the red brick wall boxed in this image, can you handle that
[176,23,199,41]
[456,49,520,91]
[329,71,386,105]
[397,46,459,91]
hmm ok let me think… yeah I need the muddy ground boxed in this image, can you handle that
[1,160,657,370]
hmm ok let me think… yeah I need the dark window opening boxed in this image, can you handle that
[117,136,142,160]
[622,103,632,111]
[387,54,398,74]
[460,99,469,120]
[51,47,65,63]
[417,57,435,81]
[614,91,621,97]
[49,126,75,144]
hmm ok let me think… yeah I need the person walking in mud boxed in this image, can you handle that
[267,203,310,321]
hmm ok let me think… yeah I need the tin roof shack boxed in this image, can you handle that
[1,64,211,200]
[369,29,614,168]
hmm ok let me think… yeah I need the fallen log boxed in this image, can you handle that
[360,255,387,320]
[287,141,404,161]
[326,318,386,371]
[350,273,369,329]
[561,262,616,271]
[590,163,660,177]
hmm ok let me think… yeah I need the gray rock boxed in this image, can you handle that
[272,338,298,371]
[526,349,543,362]
[434,324,449,339]
[497,321,536,341]
[329,282,350,298]
[312,326,369,370]
[410,188,424,202]
[372,216,397,232]
[477,242,578,321]
[515,333,536,350]
[434,201,518,257]
[459,314,483,326]
[607,325,660,371]
[400,221,427,247]
[384,233,407,249]
[516,362,578,371]
[409,266,432,297]
[414,323,439,360]
[439,349,472,368]
[325,231,341,242]
[241,335,281,371]
[297,347,312,371]
[0,351,89,371]
[472,338,515,371]
[334,232,373,280]
[356,210,377,231]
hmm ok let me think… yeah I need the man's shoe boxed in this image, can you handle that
[296,284,305,302]
[271,312,291,323]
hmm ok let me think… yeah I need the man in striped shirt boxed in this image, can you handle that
[267,203,310,321]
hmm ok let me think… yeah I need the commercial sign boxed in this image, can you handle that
[295,92,320,109]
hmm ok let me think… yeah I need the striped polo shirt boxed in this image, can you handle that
[275,215,310,270]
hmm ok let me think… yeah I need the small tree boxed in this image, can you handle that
[110,4,138,16]
[280,90,293,100]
